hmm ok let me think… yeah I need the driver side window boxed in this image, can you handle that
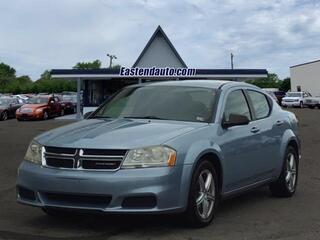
[224,90,251,122]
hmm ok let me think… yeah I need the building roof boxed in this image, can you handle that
[132,25,187,68]
[290,59,320,68]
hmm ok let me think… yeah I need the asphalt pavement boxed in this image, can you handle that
[0,109,320,240]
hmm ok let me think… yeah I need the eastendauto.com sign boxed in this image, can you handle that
[120,67,196,77]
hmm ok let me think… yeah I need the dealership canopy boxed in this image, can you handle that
[50,25,268,119]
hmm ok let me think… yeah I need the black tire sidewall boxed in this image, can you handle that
[43,111,48,120]
[270,146,299,197]
[283,146,299,194]
[1,111,8,121]
[186,160,219,227]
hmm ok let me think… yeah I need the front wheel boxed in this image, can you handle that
[1,111,8,121]
[185,160,218,227]
[300,101,304,108]
[269,146,299,197]
[43,111,49,120]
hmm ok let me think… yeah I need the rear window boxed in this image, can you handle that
[247,90,270,119]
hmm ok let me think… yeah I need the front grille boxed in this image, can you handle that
[44,147,126,171]
[41,192,112,208]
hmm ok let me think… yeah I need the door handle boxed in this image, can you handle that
[250,127,260,133]
[275,120,284,126]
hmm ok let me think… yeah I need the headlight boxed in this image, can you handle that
[24,141,44,165]
[35,108,43,113]
[122,146,176,168]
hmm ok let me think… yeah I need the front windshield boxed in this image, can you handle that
[27,97,48,104]
[0,98,10,105]
[93,86,217,123]
[286,92,301,97]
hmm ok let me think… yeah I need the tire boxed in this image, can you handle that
[300,101,304,108]
[269,146,299,197]
[43,111,49,120]
[0,111,8,121]
[184,160,219,227]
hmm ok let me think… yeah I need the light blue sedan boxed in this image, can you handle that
[17,80,300,227]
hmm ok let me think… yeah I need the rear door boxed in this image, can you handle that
[245,89,281,179]
[54,97,61,115]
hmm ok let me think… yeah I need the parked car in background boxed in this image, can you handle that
[0,97,23,121]
[304,96,320,109]
[13,94,30,104]
[60,94,77,114]
[282,91,311,108]
[16,95,63,121]
[264,90,279,104]
[274,91,286,106]
[17,80,300,227]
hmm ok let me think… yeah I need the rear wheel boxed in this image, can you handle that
[269,146,298,197]
[185,160,218,227]
[1,111,8,121]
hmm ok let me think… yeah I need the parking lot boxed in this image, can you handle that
[1,108,320,240]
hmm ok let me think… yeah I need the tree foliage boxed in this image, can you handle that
[246,73,291,92]
[0,63,76,94]
[0,62,16,77]
[73,60,101,69]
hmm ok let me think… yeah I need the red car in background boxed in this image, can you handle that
[16,95,64,121]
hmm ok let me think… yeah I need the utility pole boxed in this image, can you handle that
[107,53,117,68]
[230,53,234,69]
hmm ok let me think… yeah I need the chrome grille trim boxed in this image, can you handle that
[43,147,127,171]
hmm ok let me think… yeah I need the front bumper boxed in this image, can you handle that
[17,161,192,213]
[16,112,43,120]
[282,101,300,107]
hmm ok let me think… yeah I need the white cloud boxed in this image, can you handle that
[0,0,319,79]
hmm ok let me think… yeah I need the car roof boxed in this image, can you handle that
[132,80,257,90]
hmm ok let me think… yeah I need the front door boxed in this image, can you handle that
[218,89,264,192]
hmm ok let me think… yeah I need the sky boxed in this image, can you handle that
[0,0,320,80]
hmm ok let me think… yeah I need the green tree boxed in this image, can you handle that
[246,73,280,89]
[0,62,16,77]
[73,59,101,69]
[279,78,291,92]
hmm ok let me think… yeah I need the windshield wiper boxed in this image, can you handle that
[123,116,168,120]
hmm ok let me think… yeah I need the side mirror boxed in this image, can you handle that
[222,114,250,128]
[83,111,93,119]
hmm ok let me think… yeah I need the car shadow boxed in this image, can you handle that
[26,186,272,233]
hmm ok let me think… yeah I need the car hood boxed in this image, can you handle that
[35,118,207,149]
[21,104,47,109]
[282,97,300,101]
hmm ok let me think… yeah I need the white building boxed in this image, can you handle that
[290,60,320,96]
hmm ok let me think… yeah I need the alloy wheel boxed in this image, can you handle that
[43,112,48,120]
[286,153,297,192]
[2,111,8,121]
[196,169,215,220]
